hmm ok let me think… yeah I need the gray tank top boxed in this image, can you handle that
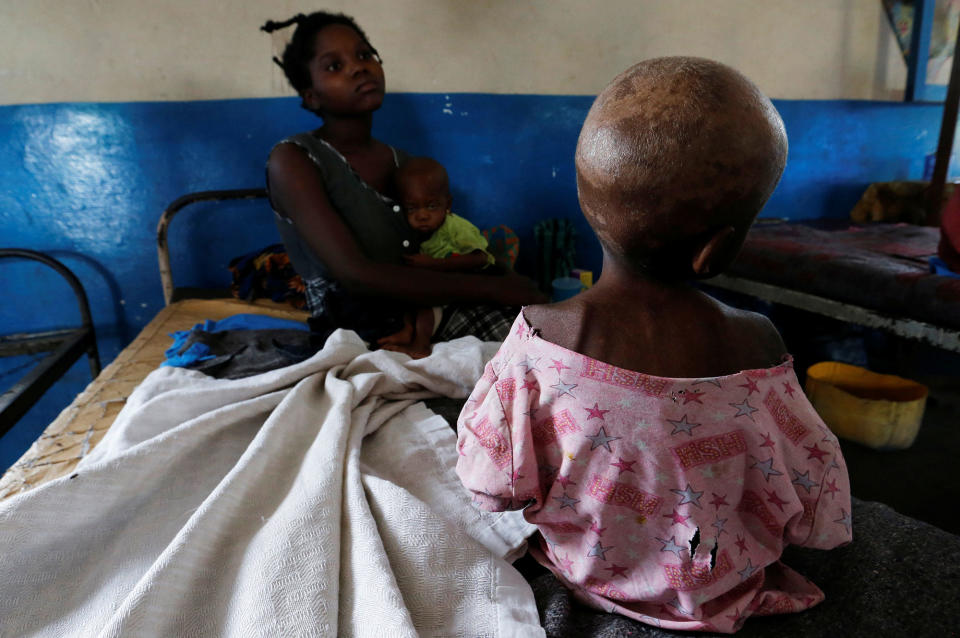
[267,132,418,284]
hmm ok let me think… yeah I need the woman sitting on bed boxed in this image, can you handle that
[261,11,545,345]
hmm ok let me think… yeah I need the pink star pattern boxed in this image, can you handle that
[520,379,539,392]
[456,313,853,631]
[823,478,840,497]
[664,508,690,527]
[765,489,788,512]
[610,457,636,475]
[735,534,748,555]
[584,403,610,420]
[723,609,743,631]
[605,563,629,578]
[709,493,729,510]
[550,359,571,373]
[739,377,760,395]
[804,443,829,463]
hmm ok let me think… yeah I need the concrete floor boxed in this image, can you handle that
[838,397,959,535]
[769,306,960,537]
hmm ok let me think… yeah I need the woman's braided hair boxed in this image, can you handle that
[261,11,380,107]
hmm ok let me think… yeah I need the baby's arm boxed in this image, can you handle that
[412,215,496,272]
[267,145,544,306]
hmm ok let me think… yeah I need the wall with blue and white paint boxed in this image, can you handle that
[0,0,950,467]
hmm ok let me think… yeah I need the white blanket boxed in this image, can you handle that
[0,330,542,637]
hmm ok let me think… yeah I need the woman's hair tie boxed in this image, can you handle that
[260,14,305,34]
[261,11,379,113]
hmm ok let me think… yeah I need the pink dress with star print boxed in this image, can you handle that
[455,312,853,634]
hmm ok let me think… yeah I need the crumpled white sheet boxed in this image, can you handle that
[0,330,542,637]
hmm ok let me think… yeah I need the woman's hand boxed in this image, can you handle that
[488,270,550,305]
[269,143,548,306]
[403,252,491,272]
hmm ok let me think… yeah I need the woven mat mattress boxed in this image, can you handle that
[0,298,308,502]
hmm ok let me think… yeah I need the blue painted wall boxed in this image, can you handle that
[0,93,949,468]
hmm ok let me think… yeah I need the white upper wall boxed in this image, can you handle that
[0,0,907,105]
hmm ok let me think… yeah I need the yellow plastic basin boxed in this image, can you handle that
[805,362,928,450]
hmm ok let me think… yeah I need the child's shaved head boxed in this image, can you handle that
[395,157,450,194]
[576,57,787,277]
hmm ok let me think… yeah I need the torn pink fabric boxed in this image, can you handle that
[456,312,853,633]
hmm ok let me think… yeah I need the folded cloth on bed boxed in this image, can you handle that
[165,329,319,378]
[0,330,542,638]
[164,313,311,367]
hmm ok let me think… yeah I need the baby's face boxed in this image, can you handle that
[400,179,450,234]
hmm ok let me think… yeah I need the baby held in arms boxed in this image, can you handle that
[455,57,852,633]
[378,157,495,357]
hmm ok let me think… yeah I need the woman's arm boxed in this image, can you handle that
[268,144,546,306]
[403,251,490,272]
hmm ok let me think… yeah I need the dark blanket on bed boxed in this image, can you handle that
[728,222,960,330]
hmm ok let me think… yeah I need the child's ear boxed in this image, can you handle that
[301,88,320,111]
[691,226,738,278]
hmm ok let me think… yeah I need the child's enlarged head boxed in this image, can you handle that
[576,57,787,279]
[396,157,452,235]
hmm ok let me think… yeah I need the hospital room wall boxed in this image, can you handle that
[0,0,951,468]
[0,0,915,103]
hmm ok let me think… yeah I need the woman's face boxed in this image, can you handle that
[302,24,385,116]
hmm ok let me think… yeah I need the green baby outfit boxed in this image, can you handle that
[420,213,495,266]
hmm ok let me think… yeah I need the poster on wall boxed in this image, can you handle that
[884,0,960,84]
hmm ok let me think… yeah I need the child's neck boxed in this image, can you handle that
[524,251,785,377]
[525,254,724,376]
[592,254,696,300]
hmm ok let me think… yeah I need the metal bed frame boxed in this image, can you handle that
[703,273,960,353]
[1,188,266,441]
[0,249,101,436]
[156,188,268,306]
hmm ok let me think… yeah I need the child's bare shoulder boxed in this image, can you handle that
[716,301,787,368]
[524,294,786,376]
[521,301,587,346]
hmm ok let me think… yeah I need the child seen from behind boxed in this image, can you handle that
[455,57,852,633]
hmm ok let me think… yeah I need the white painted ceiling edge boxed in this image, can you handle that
[0,0,908,105]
